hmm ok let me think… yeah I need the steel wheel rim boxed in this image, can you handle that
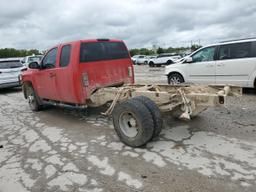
[119,111,139,138]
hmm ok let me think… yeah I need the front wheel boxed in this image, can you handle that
[168,73,184,85]
[26,86,42,111]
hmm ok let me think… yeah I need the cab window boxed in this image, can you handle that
[192,47,216,62]
[60,45,71,67]
[42,48,57,68]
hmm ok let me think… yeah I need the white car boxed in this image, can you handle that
[22,55,43,67]
[131,55,146,65]
[0,58,25,89]
[149,53,181,67]
[145,55,157,65]
[165,38,256,88]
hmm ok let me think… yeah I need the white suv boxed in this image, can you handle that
[0,58,25,89]
[21,55,43,67]
[149,53,181,67]
[165,38,256,88]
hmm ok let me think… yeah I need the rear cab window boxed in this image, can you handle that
[80,41,129,62]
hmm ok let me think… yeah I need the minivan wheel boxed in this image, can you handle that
[26,86,42,111]
[168,73,184,85]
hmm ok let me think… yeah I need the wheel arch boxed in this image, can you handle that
[22,81,33,99]
[248,70,256,88]
[166,60,174,64]
[167,71,185,82]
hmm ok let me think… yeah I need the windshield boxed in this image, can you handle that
[28,56,42,63]
[0,60,23,69]
[80,42,129,62]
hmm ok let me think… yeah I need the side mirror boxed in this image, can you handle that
[185,57,193,63]
[28,62,40,69]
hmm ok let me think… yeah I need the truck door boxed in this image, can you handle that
[35,48,58,100]
[54,44,77,103]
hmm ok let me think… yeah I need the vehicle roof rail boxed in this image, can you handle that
[219,37,256,43]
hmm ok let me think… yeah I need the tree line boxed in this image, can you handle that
[0,48,41,58]
[0,44,202,58]
[129,44,202,56]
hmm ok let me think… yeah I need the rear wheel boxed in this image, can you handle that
[134,96,163,138]
[149,62,154,67]
[26,86,42,111]
[112,98,155,147]
[168,73,184,85]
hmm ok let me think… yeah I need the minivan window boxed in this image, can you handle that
[192,47,215,62]
[80,42,129,62]
[60,45,71,67]
[42,48,57,68]
[0,60,22,69]
[219,42,253,60]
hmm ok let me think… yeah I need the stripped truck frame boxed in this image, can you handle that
[21,39,242,147]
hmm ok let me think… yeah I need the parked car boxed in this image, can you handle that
[22,55,43,67]
[165,38,256,87]
[145,55,157,65]
[149,53,181,67]
[131,55,146,65]
[0,58,25,89]
[136,55,148,65]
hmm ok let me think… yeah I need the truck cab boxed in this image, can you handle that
[21,39,134,109]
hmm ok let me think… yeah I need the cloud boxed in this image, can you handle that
[0,0,256,50]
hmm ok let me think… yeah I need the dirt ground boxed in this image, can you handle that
[0,65,256,192]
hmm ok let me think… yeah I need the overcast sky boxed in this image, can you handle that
[0,0,256,50]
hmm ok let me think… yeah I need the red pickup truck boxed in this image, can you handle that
[22,39,134,111]
[21,39,240,147]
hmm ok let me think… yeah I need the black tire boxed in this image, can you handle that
[26,86,42,111]
[149,62,154,67]
[168,73,184,85]
[112,98,155,147]
[166,60,173,65]
[134,96,163,138]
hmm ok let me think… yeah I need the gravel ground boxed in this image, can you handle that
[0,65,256,192]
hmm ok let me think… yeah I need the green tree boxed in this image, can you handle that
[156,47,165,54]
[0,48,41,58]
[191,44,202,52]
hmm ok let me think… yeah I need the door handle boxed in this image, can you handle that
[207,64,214,67]
[217,63,224,67]
[49,73,56,78]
